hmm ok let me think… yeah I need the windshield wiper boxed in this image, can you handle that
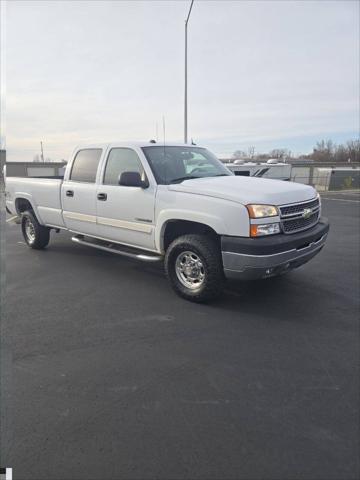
[169,176,200,184]
[170,174,229,184]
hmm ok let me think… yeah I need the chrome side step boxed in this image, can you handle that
[6,214,21,224]
[71,235,163,262]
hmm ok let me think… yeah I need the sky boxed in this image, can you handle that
[1,0,359,161]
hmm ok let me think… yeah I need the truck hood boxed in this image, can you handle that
[167,176,317,206]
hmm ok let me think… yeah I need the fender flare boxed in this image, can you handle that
[155,209,227,252]
[14,194,44,224]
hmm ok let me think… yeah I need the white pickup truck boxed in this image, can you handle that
[6,142,329,302]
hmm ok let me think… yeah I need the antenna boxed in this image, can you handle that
[40,141,45,163]
[163,115,167,183]
[162,115,166,146]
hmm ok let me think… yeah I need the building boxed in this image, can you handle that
[5,161,67,178]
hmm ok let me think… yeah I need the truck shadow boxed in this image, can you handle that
[46,240,166,278]
[45,238,330,323]
[216,273,334,325]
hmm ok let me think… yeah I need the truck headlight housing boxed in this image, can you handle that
[250,223,281,237]
[246,204,278,218]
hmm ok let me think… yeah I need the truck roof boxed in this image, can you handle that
[74,141,206,150]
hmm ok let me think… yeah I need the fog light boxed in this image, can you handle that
[250,223,280,237]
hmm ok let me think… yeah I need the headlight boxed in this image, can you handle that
[250,223,281,237]
[246,204,278,218]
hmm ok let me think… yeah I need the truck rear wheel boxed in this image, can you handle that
[21,210,50,249]
[165,234,224,303]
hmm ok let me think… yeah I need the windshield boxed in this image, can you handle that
[141,146,232,185]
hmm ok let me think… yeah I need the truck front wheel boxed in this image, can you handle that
[21,210,50,249]
[165,234,224,303]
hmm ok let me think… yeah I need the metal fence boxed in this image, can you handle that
[290,164,360,191]
[223,158,360,191]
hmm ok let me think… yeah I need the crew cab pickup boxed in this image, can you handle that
[6,142,329,302]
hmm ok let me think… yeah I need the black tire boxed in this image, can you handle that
[165,234,224,303]
[21,210,50,249]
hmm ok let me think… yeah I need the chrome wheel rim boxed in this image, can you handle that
[175,250,205,290]
[25,218,36,243]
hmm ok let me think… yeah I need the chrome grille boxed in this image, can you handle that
[280,197,320,234]
[282,212,319,233]
[280,198,319,217]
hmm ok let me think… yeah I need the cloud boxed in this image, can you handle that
[4,0,359,160]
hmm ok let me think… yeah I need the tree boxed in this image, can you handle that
[230,138,359,163]
[256,153,271,161]
[248,146,255,158]
[334,144,348,163]
[311,139,359,162]
[232,150,246,159]
[346,140,360,163]
[269,148,290,160]
[312,139,334,162]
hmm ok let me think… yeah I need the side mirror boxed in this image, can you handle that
[118,171,149,188]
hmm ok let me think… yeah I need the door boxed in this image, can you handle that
[96,147,156,250]
[61,148,102,236]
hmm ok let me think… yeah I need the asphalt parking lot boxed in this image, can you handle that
[2,192,359,480]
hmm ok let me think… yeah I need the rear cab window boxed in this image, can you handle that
[70,149,103,182]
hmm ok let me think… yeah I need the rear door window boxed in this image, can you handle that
[70,149,102,182]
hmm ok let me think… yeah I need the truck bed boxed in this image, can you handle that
[6,176,66,228]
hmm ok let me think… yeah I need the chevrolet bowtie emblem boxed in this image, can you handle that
[302,208,312,219]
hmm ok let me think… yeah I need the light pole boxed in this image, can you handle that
[184,0,194,144]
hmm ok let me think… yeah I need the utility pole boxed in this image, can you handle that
[184,0,194,144]
[40,141,45,163]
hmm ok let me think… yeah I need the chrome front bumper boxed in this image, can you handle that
[222,218,329,280]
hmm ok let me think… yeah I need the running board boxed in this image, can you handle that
[71,235,163,262]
